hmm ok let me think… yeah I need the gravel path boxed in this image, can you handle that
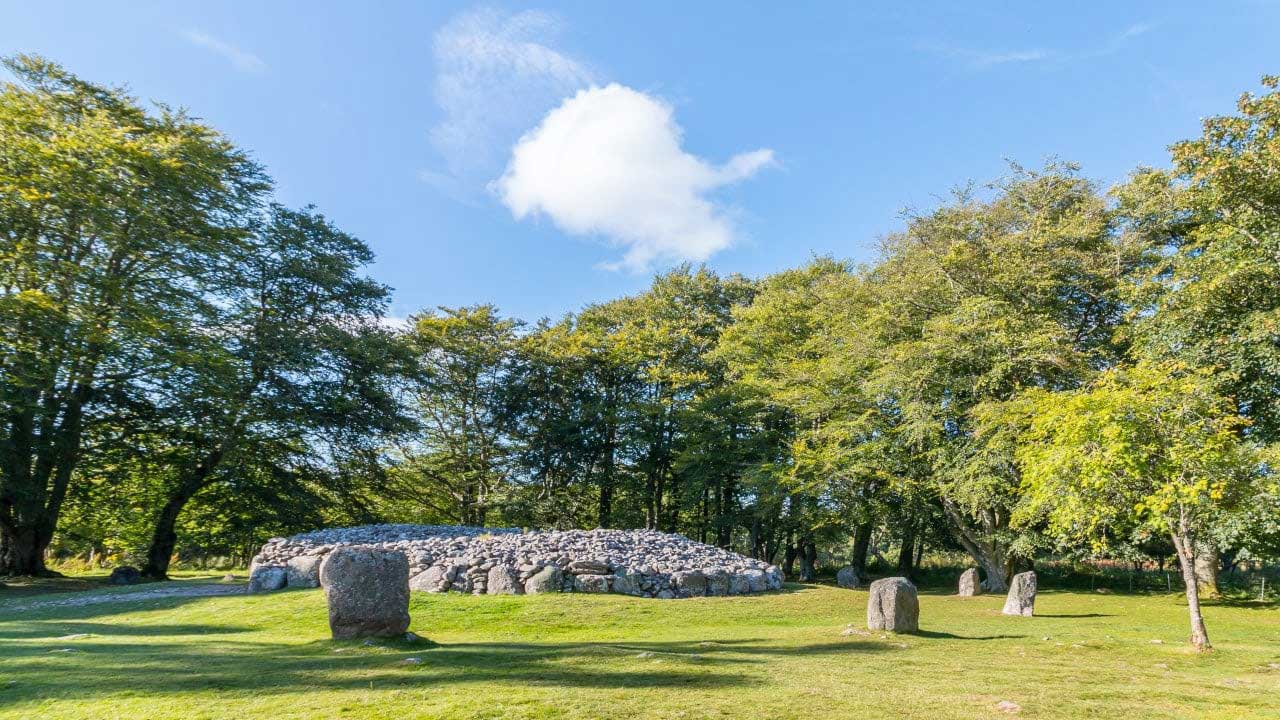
[1,582,246,613]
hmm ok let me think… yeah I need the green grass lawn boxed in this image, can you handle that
[1,578,1278,719]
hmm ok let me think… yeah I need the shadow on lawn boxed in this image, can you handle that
[0,634,901,706]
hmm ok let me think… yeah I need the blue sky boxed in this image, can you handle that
[4,2,1279,322]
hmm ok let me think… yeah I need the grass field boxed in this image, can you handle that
[1,576,1278,719]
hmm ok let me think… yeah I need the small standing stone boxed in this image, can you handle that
[319,547,411,640]
[866,577,919,633]
[1002,571,1036,616]
[957,568,982,596]
[836,566,860,589]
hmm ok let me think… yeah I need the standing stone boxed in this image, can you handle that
[743,569,767,593]
[957,568,982,597]
[487,565,523,595]
[286,556,322,588]
[1002,571,1036,616]
[836,566,860,589]
[728,573,752,595]
[524,566,564,594]
[248,565,287,593]
[319,547,411,640]
[866,577,919,633]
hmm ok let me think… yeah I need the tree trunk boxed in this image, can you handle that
[1194,539,1220,600]
[0,523,44,576]
[942,500,1009,592]
[783,532,797,577]
[896,521,917,576]
[798,538,817,582]
[851,522,872,576]
[1171,524,1212,651]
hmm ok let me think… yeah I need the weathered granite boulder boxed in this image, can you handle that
[836,566,860,589]
[611,569,643,596]
[957,568,982,597]
[409,565,450,592]
[764,565,785,590]
[573,573,610,593]
[744,569,767,593]
[248,564,286,593]
[705,569,731,597]
[319,547,411,640]
[286,556,322,588]
[1002,571,1036,616]
[729,573,752,595]
[866,577,919,633]
[524,566,564,594]
[487,565,523,595]
[108,566,141,586]
[672,570,707,597]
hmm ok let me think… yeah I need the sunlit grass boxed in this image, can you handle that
[1,580,1277,719]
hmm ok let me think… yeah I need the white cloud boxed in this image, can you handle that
[428,8,593,193]
[495,84,775,271]
[183,30,265,73]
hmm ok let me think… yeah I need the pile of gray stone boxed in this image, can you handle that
[248,524,784,599]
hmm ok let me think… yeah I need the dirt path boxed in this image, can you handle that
[1,582,246,613]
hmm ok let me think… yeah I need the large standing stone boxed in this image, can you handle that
[248,564,287,593]
[286,556,322,588]
[836,566,860,589]
[524,566,564,594]
[1002,571,1036,616]
[487,565,523,595]
[319,547,411,640]
[866,577,919,633]
[957,568,982,597]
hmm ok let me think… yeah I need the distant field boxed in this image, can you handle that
[1,579,1277,719]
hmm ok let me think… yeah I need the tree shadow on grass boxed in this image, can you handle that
[912,630,1027,641]
[0,634,902,708]
[0,620,254,641]
[1034,613,1115,618]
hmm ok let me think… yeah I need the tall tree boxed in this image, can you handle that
[391,305,520,526]
[140,205,405,578]
[1005,363,1269,651]
[0,55,266,575]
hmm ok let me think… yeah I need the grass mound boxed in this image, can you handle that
[1,579,1277,719]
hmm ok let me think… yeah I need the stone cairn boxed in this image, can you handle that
[248,524,785,599]
[1002,571,1036,616]
[866,576,919,633]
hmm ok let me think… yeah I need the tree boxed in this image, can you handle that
[391,306,520,526]
[139,205,406,578]
[1006,363,1269,651]
[854,166,1133,589]
[0,55,267,575]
